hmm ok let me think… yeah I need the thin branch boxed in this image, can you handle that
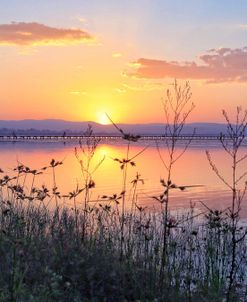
[206,150,232,190]
[156,141,168,171]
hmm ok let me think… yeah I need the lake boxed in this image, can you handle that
[0,139,247,217]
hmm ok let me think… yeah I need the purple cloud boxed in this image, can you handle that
[128,47,247,83]
[0,22,94,46]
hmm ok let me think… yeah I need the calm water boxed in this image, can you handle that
[0,139,247,216]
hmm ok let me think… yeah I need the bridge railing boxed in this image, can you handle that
[0,134,243,141]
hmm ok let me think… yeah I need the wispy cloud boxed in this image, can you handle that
[127,61,142,68]
[76,17,87,24]
[232,23,247,30]
[127,47,247,83]
[70,91,87,95]
[122,82,164,91]
[0,22,94,46]
[112,52,123,58]
[114,88,126,93]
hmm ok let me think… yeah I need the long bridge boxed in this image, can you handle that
[0,134,240,141]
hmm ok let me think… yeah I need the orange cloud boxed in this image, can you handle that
[128,47,247,83]
[0,22,94,46]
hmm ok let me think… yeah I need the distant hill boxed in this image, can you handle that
[0,119,229,136]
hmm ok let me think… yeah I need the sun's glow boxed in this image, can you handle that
[76,92,123,124]
[98,145,111,157]
[96,112,110,125]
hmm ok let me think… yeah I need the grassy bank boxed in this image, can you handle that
[0,198,246,301]
[0,162,246,302]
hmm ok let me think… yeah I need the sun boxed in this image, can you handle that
[96,112,110,125]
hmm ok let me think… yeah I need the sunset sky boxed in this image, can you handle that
[1,0,247,123]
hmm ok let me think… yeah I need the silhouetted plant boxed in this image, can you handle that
[106,113,148,258]
[206,106,247,301]
[156,80,195,289]
[75,125,105,240]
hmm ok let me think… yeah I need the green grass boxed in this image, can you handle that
[0,183,246,301]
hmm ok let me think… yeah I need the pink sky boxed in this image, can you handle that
[1,1,247,124]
